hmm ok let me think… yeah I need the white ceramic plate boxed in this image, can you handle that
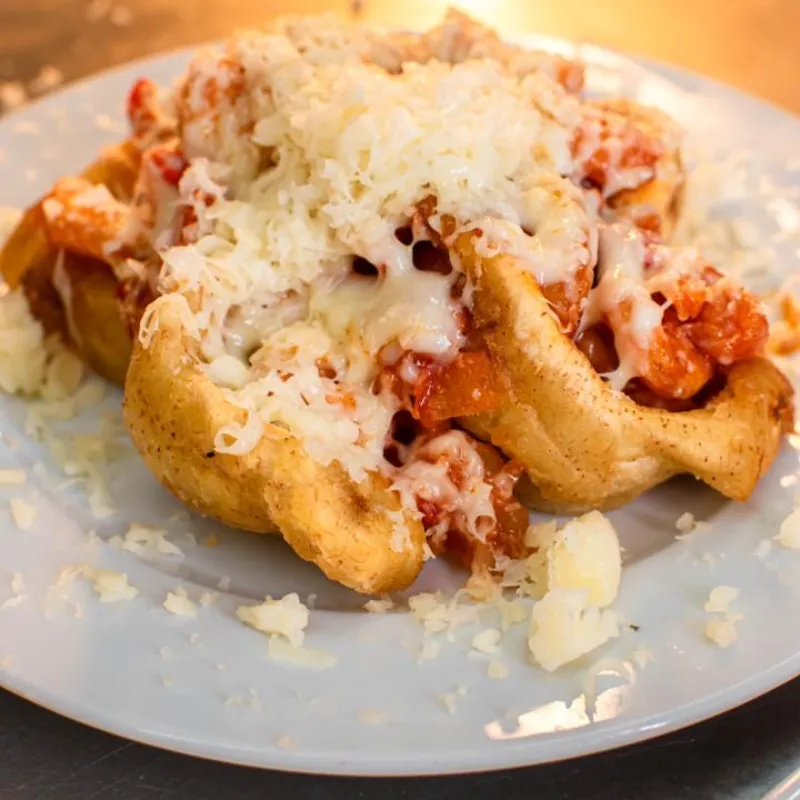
[0,37,799,777]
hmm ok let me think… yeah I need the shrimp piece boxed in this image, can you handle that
[572,103,663,199]
[596,287,713,400]
[640,311,714,399]
[588,224,767,400]
[126,78,175,144]
[685,284,768,364]
[571,100,682,237]
[175,52,249,161]
[41,176,130,262]
[646,252,768,363]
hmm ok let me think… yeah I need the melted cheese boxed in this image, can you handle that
[392,430,497,542]
[472,175,594,287]
[583,222,664,388]
[314,269,463,360]
[148,15,619,488]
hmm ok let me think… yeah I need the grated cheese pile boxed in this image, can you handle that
[524,512,624,671]
[0,279,124,523]
[145,13,588,495]
[405,511,625,672]
[0,289,54,396]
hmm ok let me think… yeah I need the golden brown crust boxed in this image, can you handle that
[455,237,792,514]
[0,141,140,385]
[123,295,426,594]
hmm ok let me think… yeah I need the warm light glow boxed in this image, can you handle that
[485,660,636,740]
[447,1,530,35]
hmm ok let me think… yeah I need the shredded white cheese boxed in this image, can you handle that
[364,598,395,614]
[776,508,800,549]
[198,590,219,607]
[163,586,197,618]
[486,660,509,679]
[9,498,37,531]
[109,522,184,557]
[145,14,593,493]
[267,637,338,669]
[704,586,740,613]
[528,589,622,672]
[236,592,309,647]
[88,568,138,603]
[525,511,622,608]
[704,617,738,648]
[408,591,480,635]
[471,628,502,655]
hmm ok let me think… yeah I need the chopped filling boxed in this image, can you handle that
[16,10,782,572]
[578,221,769,404]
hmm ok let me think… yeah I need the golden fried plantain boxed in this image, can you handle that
[0,141,140,384]
[52,253,132,385]
[455,238,793,514]
[123,295,426,594]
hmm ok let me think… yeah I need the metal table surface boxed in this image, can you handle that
[1,680,798,799]
[0,0,798,797]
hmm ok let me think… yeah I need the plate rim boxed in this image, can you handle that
[0,35,799,777]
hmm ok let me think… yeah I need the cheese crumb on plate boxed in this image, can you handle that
[9,498,37,530]
[163,586,197,618]
[0,468,26,485]
[109,522,184,557]
[358,708,389,725]
[704,586,740,613]
[528,589,622,672]
[88,568,138,603]
[704,618,738,648]
[267,637,338,670]
[487,660,509,679]
[236,593,309,647]
[471,628,501,654]
[526,511,622,608]
[776,508,800,549]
